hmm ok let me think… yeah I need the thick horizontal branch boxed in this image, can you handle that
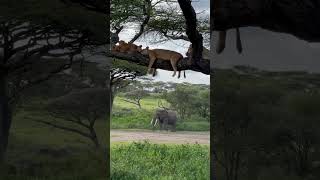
[109,52,210,75]
[212,0,320,42]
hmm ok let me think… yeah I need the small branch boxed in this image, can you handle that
[120,98,140,106]
[115,26,124,35]
[161,31,189,41]
[129,0,152,43]
[34,119,92,139]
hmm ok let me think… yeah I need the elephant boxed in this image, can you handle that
[150,109,177,132]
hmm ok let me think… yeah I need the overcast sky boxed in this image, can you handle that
[118,0,210,85]
[213,27,320,73]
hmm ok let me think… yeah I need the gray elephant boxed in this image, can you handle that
[150,109,177,131]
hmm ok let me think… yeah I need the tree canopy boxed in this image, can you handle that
[110,0,210,75]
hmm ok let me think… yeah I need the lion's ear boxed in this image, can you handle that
[146,46,149,49]
[139,45,142,48]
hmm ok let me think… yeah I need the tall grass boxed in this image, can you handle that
[111,141,210,180]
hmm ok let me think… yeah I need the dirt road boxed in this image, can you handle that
[111,129,210,145]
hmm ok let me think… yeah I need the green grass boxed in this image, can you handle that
[112,96,209,131]
[111,141,210,180]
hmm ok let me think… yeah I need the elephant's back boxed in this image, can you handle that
[168,111,177,118]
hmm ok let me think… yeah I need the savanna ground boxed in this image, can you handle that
[111,92,210,180]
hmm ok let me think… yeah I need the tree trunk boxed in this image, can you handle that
[0,74,11,164]
[110,84,117,111]
[91,131,100,148]
[110,90,115,111]
[137,100,141,109]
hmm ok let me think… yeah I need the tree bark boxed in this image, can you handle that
[89,127,100,148]
[213,0,320,42]
[110,52,210,75]
[177,0,209,73]
[0,73,11,164]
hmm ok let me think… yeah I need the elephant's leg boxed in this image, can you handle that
[162,118,168,131]
[166,119,170,131]
[171,124,176,132]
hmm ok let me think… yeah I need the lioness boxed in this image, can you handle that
[112,40,142,53]
[141,47,183,77]
[186,44,211,63]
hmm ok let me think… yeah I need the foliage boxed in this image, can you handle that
[111,141,209,180]
[213,68,320,180]
[42,88,108,148]
[0,0,106,42]
[111,0,148,30]
[121,81,149,109]
[163,83,209,120]
[110,0,209,43]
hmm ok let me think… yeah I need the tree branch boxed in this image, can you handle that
[160,31,189,41]
[120,98,140,106]
[212,0,320,42]
[177,0,205,71]
[129,0,152,43]
[110,51,210,75]
[34,119,92,139]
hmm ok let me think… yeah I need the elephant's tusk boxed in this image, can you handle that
[154,118,159,127]
[150,118,154,125]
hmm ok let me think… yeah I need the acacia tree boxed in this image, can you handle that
[109,0,210,75]
[273,92,320,177]
[213,71,285,180]
[37,88,108,149]
[163,83,197,120]
[0,0,106,163]
[110,59,147,110]
[121,80,149,109]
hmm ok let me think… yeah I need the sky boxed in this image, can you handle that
[118,0,210,85]
[212,27,320,73]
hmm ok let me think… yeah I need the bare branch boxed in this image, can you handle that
[129,0,152,43]
[34,119,92,139]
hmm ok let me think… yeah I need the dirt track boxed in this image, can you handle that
[111,129,210,145]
